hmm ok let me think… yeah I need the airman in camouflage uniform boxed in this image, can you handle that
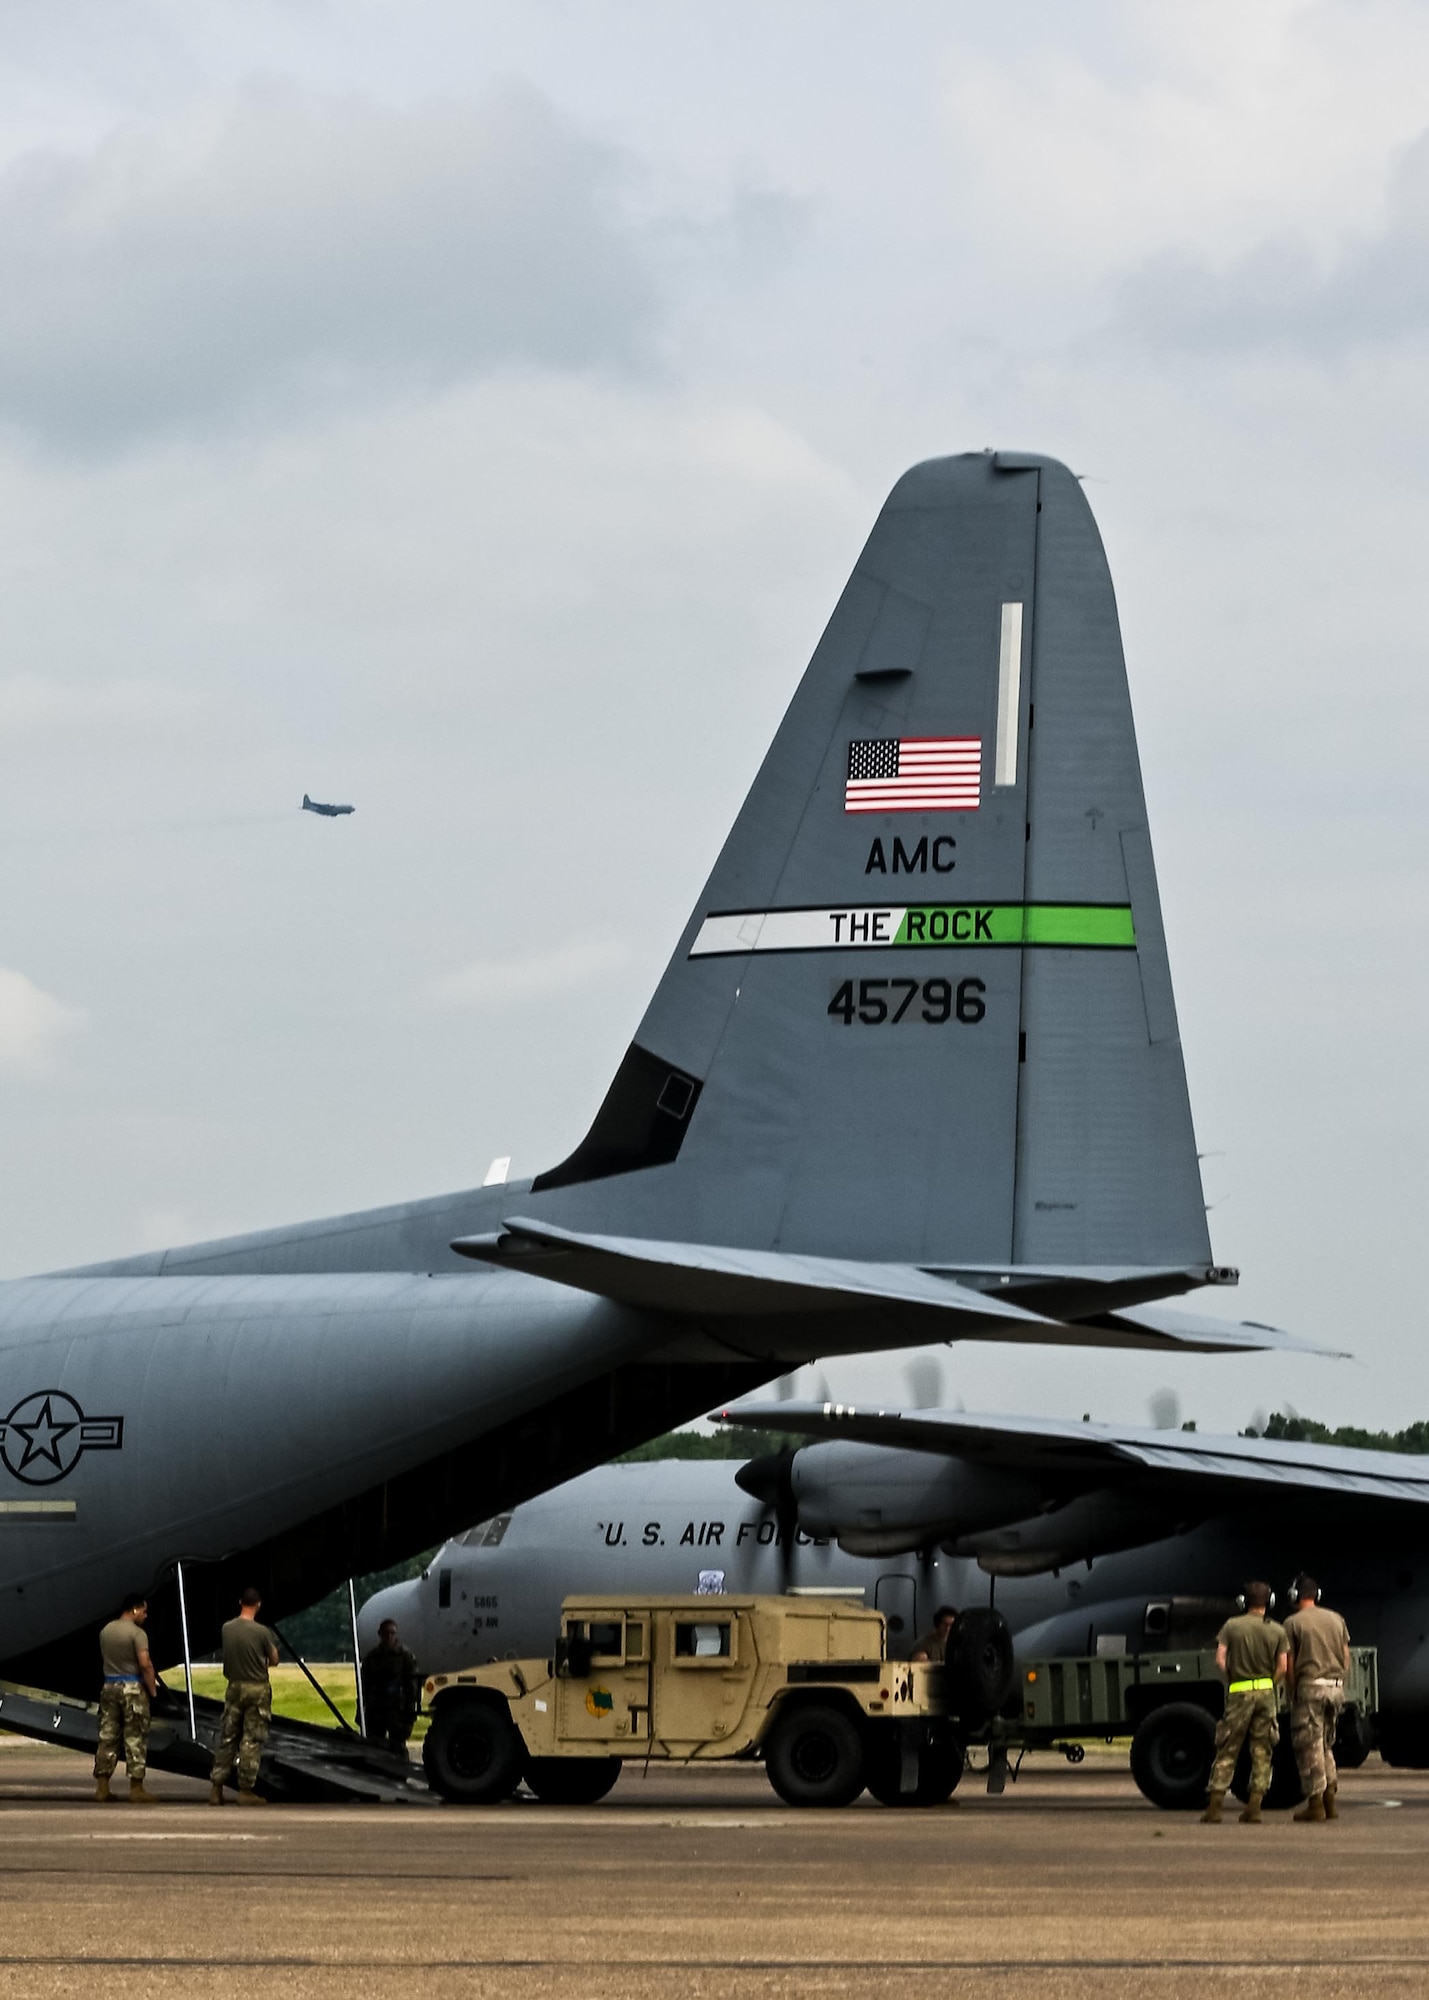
[208,1586,280,1805]
[361,1618,422,1754]
[1284,1575,1352,1824]
[1202,1581,1288,1825]
[93,1590,160,1804]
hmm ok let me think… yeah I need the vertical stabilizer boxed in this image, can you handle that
[531,453,1209,1271]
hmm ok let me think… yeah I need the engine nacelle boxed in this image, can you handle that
[789,1441,1043,1553]
[954,1486,1197,1575]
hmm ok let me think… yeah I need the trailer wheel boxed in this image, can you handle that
[865,1733,965,1807]
[944,1609,1016,1720]
[1129,1701,1216,1810]
[1335,1704,1373,1771]
[764,1703,866,1808]
[1230,1731,1303,1810]
[524,1757,621,1805]
[422,1697,525,1804]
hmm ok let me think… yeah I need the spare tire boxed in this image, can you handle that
[944,1608,1016,1720]
[422,1696,525,1804]
[764,1702,866,1808]
[1130,1701,1216,1810]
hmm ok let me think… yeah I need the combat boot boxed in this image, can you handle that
[127,1780,158,1805]
[236,1787,267,1807]
[93,1775,111,1802]
[207,1781,225,1807]
[1238,1792,1263,1824]
[1324,1782,1338,1819]
[1200,1790,1225,1823]
[1293,1791,1326,1822]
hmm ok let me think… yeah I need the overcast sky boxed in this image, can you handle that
[2,1,1427,1438]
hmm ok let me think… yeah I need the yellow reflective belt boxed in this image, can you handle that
[1228,1677,1275,1692]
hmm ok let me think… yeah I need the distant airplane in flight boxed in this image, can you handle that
[302,793,354,818]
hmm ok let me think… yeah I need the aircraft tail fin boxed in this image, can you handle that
[527,453,1212,1280]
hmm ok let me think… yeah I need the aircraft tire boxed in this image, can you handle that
[422,1695,525,1804]
[943,1609,1017,1720]
[1129,1701,1217,1810]
[864,1732,965,1807]
[523,1757,621,1805]
[764,1702,866,1808]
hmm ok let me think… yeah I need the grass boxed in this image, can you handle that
[164,1663,429,1738]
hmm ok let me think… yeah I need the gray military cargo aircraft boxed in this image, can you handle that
[2,451,1316,1706]
[302,793,355,817]
[364,1414,1429,1768]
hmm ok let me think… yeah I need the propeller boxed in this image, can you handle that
[904,1353,946,1411]
[1146,1387,1182,1432]
[735,1448,801,1589]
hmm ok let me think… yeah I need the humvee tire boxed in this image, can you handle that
[865,1732,965,1807]
[944,1609,1016,1720]
[1230,1731,1302,1810]
[1129,1701,1216,1809]
[764,1702,866,1808]
[423,1696,525,1804]
[524,1757,621,1805]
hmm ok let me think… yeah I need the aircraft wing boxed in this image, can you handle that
[452,1219,1338,1357]
[714,1400,1429,1505]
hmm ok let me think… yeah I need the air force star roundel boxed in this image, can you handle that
[845,737,982,813]
[0,1391,123,1485]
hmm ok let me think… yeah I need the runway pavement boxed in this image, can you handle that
[3,1737,1428,1998]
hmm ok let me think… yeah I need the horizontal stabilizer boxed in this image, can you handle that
[713,1403,1429,1507]
[453,1219,1050,1334]
[452,1220,1335,1357]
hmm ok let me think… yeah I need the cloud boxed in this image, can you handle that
[0,969,84,1073]
[1110,126,1429,360]
[428,939,630,1009]
[0,79,662,450]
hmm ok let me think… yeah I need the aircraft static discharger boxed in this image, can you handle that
[3,452,1318,1703]
[302,792,354,817]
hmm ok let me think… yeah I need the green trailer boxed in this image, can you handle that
[981,1644,1379,1810]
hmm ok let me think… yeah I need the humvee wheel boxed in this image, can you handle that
[1129,1701,1216,1810]
[865,1733,965,1807]
[524,1757,621,1805]
[764,1703,866,1808]
[422,1697,525,1804]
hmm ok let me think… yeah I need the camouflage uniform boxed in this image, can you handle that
[361,1640,421,1754]
[94,1685,150,1784]
[1208,1685,1279,1796]
[1290,1683,1344,1796]
[210,1614,279,1793]
[211,1680,273,1790]
[93,1615,153,1788]
[1207,1610,1288,1797]
[1284,1602,1351,1801]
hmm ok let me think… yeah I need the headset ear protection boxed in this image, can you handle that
[1235,1584,1276,1613]
[1291,1575,1323,1604]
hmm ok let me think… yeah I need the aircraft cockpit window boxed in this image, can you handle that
[674,1620,733,1661]
[459,1515,512,1548]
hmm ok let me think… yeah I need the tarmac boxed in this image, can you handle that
[3,1738,1429,1998]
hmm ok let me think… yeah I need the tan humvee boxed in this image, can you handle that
[422,1593,990,1808]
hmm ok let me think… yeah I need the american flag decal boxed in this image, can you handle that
[844,736,982,813]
